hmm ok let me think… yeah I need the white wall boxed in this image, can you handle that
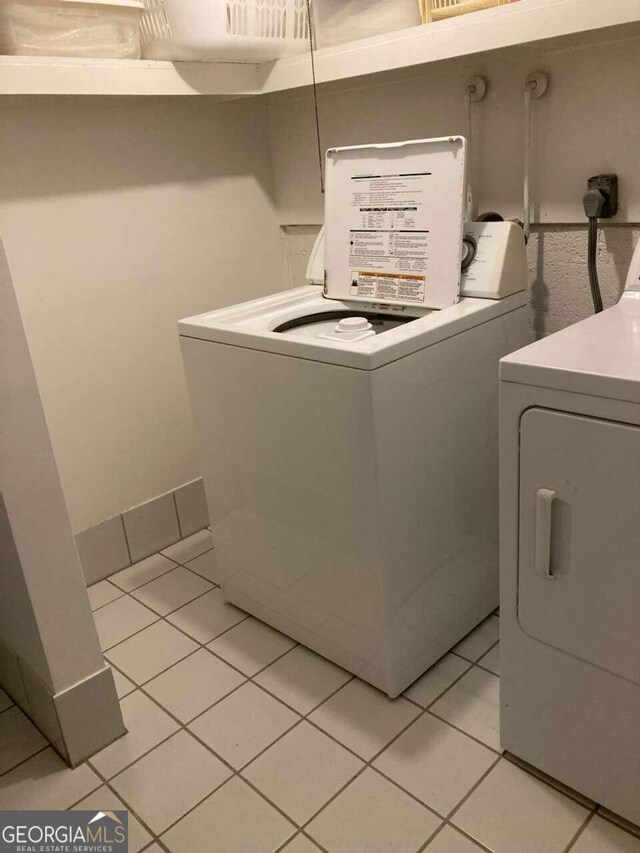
[268,36,640,225]
[0,96,286,533]
[1,243,106,692]
[269,38,640,336]
[267,34,640,330]
[3,29,639,534]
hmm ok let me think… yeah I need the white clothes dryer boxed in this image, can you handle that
[500,239,640,822]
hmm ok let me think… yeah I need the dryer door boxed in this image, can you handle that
[518,407,640,685]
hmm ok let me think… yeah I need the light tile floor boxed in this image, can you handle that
[1,529,640,852]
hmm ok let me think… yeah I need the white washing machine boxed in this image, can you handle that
[500,240,640,823]
[180,137,529,697]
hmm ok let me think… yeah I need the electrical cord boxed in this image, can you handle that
[305,0,324,195]
[583,188,606,313]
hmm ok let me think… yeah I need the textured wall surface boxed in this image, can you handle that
[267,37,640,226]
[268,32,640,338]
[527,226,640,336]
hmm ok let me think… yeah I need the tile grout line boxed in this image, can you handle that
[180,559,220,584]
[103,609,238,686]
[100,647,393,845]
[182,645,302,729]
[176,552,216,583]
[106,575,471,722]
[273,830,331,853]
[95,648,315,819]
[112,681,302,842]
[103,548,273,657]
[70,755,172,853]
[563,810,596,853]
[8,541,627,851]
[415,823,448,853]
[130,577,219,620]
[103,604,588,844]
[435,822,495,853]
[0,744,50,779]
[99,587,503,844]
[92,550,634,849]
[390,640,604,820]
[474,661,499,677]
[444,749,595,853]
[403,655,476,714]
[414,817,495,853]
[100,614,163,655]
[90,588,126,615]
[83,686,265,846]
[425,708,502,756]
[452,637,500,667]
[473,636,500,663]
[100,583,224,654]
[290,681,495,847]
[109,555,182,595]
[298,829,331,853]
[161,775,280,846]
[445,752,504,821]
[94,680,609,849]
[273,674,468,839]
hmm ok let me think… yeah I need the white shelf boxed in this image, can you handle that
[1,0,639,97]
[0,55,261,97]
[260,0,640,94]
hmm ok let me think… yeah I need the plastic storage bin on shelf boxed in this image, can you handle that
[141,0,309,62]
[313,0,422,49]
[0,0,144,58]
[421,0,509,22]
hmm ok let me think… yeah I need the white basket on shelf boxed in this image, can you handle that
[421,0,509,23]
[140,0,172,56]
[141,0,309,61]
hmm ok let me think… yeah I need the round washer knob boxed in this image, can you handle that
[336,316,372,332]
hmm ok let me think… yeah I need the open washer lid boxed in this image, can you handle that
[324,137,466,310]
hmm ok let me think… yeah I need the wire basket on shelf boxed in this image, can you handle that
[140,0,309,61]
[421,0,510,23]
[140,0,172,55]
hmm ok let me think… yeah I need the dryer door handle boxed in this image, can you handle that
[534,488,557,580]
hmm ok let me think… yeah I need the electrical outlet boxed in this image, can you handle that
[587,174,619,218]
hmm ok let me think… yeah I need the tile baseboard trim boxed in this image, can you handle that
[0,639,125,767]
[76,478,210,586]
[54,666,126,767]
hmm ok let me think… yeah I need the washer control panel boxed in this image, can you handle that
[460,221,527,300]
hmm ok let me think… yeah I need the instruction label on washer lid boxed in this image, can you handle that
[348,172,430,304]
